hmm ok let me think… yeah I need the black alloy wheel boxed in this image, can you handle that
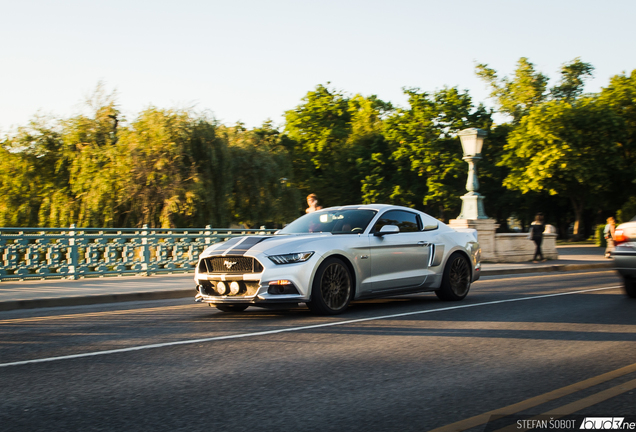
[307,257,353,315]
[435,253,471,301]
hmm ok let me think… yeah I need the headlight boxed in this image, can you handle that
[268,252,314,265]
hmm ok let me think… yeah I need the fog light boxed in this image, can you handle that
[217,282,227,295]
[273,280,292,285]
[229,281,240,295]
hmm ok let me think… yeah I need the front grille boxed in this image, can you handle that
[200,256,264,274]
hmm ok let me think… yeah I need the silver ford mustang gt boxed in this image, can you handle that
[194,204,481,315]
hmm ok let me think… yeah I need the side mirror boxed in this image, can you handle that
[374,225,399,236]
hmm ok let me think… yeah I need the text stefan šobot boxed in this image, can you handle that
[515,417,636,430]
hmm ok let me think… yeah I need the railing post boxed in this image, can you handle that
[68,224,79,280]
[141,224,150,276]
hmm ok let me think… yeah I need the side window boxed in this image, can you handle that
[372,210,421,233]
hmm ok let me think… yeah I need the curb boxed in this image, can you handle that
[0,262,615,312]
[480,262,614,276]
[0,289,194,312]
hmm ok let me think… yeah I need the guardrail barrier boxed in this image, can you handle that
[0,225,276,281]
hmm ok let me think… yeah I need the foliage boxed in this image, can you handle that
[617,197,636,224]
[220,121,300,228]
[0,116,69,227]
[284,84,359,207]
[476,57,549,123]
[551,58,594,102]
[594,224,607,247]
[599,70,636,189]
[2,65,636,233]
[476,58,633,238]
[284,85,400,211]
[500,97,625,236]
[381,87,492,220]
[61,96,121,227]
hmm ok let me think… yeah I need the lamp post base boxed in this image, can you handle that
[458,192,488,220]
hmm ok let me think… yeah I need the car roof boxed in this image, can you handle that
[319,204,415,212]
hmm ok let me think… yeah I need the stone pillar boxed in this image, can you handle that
[449,218,500,261]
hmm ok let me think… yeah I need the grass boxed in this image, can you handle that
[556,239,598,246]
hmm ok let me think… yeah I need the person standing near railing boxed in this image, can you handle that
[604,216,616,258]
[529,213,546,263]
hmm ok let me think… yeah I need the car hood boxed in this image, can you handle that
[200,233,337,258]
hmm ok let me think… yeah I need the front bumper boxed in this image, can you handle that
[194,285,306,305]
[193,256,315,305]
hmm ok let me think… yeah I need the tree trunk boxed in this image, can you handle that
[570,196,585,240]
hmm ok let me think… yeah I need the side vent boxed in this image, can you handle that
[430,244,444,267]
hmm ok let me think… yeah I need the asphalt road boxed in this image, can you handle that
[1,269,634,432]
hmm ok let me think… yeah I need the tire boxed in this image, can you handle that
[435,252,471,301]
[307,257,353,315]
[213,304,249,312]
[624,277,636,298]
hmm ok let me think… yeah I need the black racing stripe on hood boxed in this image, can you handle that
[212,236,245,255]
[223,236,272,256]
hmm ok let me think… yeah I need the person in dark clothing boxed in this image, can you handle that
[529,213,546,262]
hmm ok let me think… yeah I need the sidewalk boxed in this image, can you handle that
[0,245,614,312]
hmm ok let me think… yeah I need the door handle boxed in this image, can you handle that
[418,241,431,247]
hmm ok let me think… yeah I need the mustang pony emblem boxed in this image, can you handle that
[224,260,238,269]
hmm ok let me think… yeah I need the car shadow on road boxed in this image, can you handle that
[198,292,636,344]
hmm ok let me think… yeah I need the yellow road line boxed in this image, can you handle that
[428,362,636,432]
[493,378,636,431]
[0,304,194,324]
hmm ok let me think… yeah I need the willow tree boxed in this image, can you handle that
[219,121,299,227]
[0,116,70,227]
[116,108,230,228]
[61,103,121,227]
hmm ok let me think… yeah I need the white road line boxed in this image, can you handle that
[0,285,622,368]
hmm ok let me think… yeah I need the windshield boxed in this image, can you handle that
[278,209,377,235]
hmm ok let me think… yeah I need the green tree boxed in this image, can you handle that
[551,58,595,102]
[118,108,216,228]
[476,57,605,236]
[476,57,549,123]
[0,116,71,227]
[60,93,121,227]
[599,69,636,192]
[347,95,394,205]
[220,121,299,227]
[284,84,358,207]
[500,98,625,237]
[381,87,492,220]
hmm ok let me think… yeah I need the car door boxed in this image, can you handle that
[367,210,432,291]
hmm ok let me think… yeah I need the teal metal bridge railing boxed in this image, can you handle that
[0,225,276,281]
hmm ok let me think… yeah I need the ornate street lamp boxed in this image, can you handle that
[457,128,488,219]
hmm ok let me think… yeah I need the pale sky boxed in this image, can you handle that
[2,0,635,132]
